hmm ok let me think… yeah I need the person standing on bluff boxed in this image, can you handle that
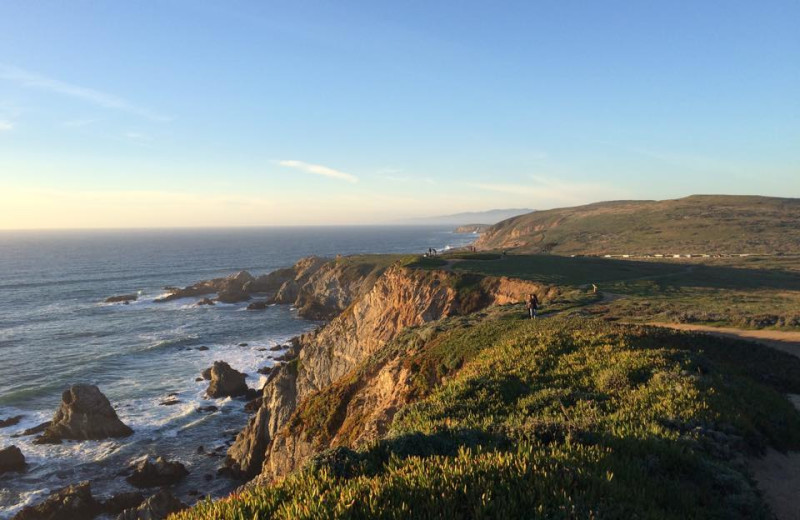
[526,293,539,319]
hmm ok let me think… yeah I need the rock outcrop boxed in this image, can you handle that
[0,415,24,428]
[102,492,145,516]
[117,488,187,520]
[155,271,255,303]
[12,482,101,520]
[226,264,549,481]
[11,421,49,438]
[125,456,189,488]
[205,361,248,398]
[153,256,394,318]
[105,294,138,304]
[35,385,132,444]
[0,445,26,474]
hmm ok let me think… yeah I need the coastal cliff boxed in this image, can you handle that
[225,259,551,482]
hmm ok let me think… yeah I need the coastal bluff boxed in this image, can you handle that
[219,256,553,483]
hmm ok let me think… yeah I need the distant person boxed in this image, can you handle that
[526,293,539,319]
[592,283,598,294]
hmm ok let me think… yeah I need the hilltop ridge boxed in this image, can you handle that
[475,195,800,255]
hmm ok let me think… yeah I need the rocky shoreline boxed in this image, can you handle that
[3,254,550,519]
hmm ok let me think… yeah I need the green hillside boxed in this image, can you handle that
[174,314,800,519]
[475,195,800,255]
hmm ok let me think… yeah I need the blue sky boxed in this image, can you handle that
[0,1,798,228]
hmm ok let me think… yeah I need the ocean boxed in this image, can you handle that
[0,226,474,517]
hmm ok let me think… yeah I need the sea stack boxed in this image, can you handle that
[34,384,133,444]
[205,361,248,398]
[0,445,26,474]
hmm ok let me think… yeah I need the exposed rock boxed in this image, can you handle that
[105,294,138,304]
[246,300,269,310]
[12,482,101,520]
[155,271,254,303]
[238,343,248,347]
[159,398,180,406]
[0,414,24,428]
[102,492,145,516]
[125,456,189,488]
[12,421,50,438]
[196,346,209,351]
[270,345,283,351]
[196,406,218,413]
[257,366,272,375]
[248,267,296,294]
[205,361,248,398]
[226,362,298,479]
[0,445,26,474]
[244,396,263,413]
[196,298,215,306]
[35,385,132,444]
[117,488,187,520]
[200,368,212,380]
[227,264,551,482]
[216,288,250,304]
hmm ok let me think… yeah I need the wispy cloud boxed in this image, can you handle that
[0,120,13,132]
[0,64,171,122]
[278,160,358,183]
[470,175,628,206]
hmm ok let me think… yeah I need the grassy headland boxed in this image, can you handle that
[176,313,800,519]
[475,195,800,256]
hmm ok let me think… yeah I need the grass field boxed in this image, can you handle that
[446,254,800,330]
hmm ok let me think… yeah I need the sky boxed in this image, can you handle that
[0,0,798,229]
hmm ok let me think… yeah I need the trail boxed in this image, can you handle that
[642,320,800,520]
[647,322,800,359]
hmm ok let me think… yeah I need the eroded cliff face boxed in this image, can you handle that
[226,262,551,482]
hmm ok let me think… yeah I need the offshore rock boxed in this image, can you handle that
[0,445,26,474]
[205,361,248,398]
[0,415,24,428]
[125,456,189,488]
[102,492,145,516]
[246,300,269,310]
[35,385,132,444]
[105,294,138,304]
[12,482,102,520]
[117,488,187,520]
[11,421,50,438]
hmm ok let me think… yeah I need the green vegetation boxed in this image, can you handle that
[174,315,800,519]
[477,195,800,256]
[448,254,800,330]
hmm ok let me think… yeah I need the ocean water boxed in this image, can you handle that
[0,226,474,517]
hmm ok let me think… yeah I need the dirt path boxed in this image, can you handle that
[749,394,800,520]
[644,321,800,519]
[647,322,800,359]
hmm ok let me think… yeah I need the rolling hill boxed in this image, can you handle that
[475,195,800,255]
[404,208,533,226]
